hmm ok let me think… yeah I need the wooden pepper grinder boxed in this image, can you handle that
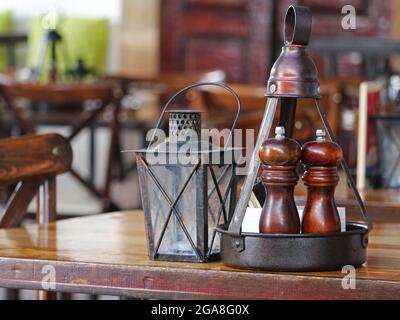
[301,129,343,234]
[258,126,301,233]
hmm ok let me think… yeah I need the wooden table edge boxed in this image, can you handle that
[0,256,399,299]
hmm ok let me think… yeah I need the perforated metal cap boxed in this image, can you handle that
[168,110,201,138]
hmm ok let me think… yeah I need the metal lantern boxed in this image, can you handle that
[135,82,241,262]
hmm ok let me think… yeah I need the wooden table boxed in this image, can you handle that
[0,211,399,299]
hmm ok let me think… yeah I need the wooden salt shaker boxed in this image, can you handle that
[258,126,301,234]
[301,129,343,234]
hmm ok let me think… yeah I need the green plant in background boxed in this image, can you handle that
[0,11,13,70]
[27,17,109,82]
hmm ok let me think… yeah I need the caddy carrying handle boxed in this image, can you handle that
[284,5,312,46]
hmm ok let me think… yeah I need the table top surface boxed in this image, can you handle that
[0,211,399,299]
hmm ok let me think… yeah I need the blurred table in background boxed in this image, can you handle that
[0,71,122,212]
[0,70,225,214]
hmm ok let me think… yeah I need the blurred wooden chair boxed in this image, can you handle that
[106,70,226,121]
[106,70,226,96]
[104,70,226,176]
[0,133,72,299]
[0,75,122,211]
[189,81,343,145]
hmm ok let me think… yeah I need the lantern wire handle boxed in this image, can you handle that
[147,82,241,150]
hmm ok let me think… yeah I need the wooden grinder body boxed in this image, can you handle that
[301,136,343,233]
[259,131,301,233]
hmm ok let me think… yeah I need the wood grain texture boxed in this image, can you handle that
[0,134,72,300]
[160,1,393,81]
[259,135,301,233]
[160,0,273,84]
[0,211,399,299]
[301,138,343,234]
[0,74,114,104]
[0,70,122,211]
[0,134,72,185]
[0,180,41,228]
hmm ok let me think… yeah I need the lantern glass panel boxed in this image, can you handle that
[207,164,233,254]
[146,164,198,257]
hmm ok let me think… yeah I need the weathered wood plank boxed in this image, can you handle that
[0,211,398,299]
[0,134,72,185]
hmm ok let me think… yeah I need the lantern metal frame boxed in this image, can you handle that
[135,82,241,262]
[217,5,371,272]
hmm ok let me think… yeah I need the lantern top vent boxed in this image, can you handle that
[168,110,202,138]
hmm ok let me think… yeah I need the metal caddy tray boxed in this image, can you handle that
[217,222,369,272]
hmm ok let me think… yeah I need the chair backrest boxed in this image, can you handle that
[0,133,72,227]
